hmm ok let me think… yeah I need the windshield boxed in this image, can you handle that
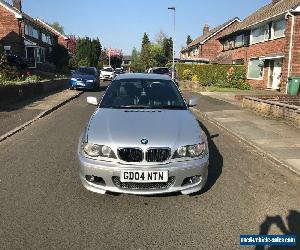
[75,67,95,75]
[102,68,113,72]
[100,79,187,110]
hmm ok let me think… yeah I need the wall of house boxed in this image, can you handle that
[0,5,23,56]
[247,38,286,89]
[58,36,68,49]
[200,30,232,61]
[282,13,300,90]
[180,20,240,60]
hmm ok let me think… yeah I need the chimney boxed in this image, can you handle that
[272,0,281,4]
[203,24,210,36]
[12,0,22,12]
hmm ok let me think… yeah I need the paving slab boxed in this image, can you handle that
[0,89,82,142]
[184,91,300,175]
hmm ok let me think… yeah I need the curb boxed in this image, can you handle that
[191,107,300,176]
[0,91,83,143]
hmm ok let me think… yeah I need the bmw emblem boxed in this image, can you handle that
[141,138,148,145]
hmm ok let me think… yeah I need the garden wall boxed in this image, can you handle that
[0,79,69,107]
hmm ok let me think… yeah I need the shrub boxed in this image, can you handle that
[37,62,56,73]
[182,69,193,81]
[176,63,248,90]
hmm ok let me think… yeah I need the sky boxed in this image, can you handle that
[18,0,271,56]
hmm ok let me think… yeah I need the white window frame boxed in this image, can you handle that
[271,19,286,39]
[250,24,269,45]
[235,34,244,48]
[247,57,264,80]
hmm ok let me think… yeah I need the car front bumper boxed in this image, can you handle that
[71,80,98,90]
[78,152,209,195]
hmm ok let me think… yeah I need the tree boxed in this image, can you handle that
[162,37,173,64]
[51,44,69,72]
[131,47,143,72]
[75,37,102,68]
[50,22,65,34]
[155,30,168,46]
[186,35,192,45]
[140,33,151,70]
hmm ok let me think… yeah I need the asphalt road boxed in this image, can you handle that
[0,84,299,250]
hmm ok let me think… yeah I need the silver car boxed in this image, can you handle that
[78,73,209,195]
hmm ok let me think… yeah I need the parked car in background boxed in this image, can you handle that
[148,67,170,75]
[169,65,177,79]
[114,68,124,76]
[100,66,115,81]
[70,67,100,90]
[78,73,209,195]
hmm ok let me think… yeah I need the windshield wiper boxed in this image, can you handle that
[111,105,152,109]
[149,105,186,110]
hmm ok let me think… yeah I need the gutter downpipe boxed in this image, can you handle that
[285,10,295,93]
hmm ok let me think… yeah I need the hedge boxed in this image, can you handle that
[177,63,250,90]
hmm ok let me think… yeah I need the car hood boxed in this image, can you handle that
[72,74,96,80]
[86,109,202,150]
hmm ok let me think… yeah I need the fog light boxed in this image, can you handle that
[181,175,202,186]
[86,175,95,182]
[85,175,106,186]
[191,175,201,184]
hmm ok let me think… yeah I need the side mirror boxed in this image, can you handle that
[188,96,198,107]
[87,96,98,106]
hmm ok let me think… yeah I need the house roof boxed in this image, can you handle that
[123,55,132,61]
[35,18,69,40]
[181,17,240,52]
[0,0,22,18]
[0,0,58,37]
[221,0,300,38]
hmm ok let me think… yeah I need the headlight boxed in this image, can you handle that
[71,78,77,81]
[86,80,94,83]
[173,143,207,158]
[82,143,116,158]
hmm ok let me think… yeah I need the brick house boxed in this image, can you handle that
[180,17,240,63]
[34,18,71,51]
[0,0,59,68]
[216,0,300,91]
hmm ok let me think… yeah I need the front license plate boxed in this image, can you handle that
[120,171,168,183]
[77,81,85,86]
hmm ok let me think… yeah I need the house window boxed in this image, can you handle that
[25,22,40,39]
[272,19,286,38]
[251,25,269,44]
[232,59,244,65]
[235,34,244,48]
[229,40,235,49]
[248,58,264,79]
[42,33,52,45]
[223,40,229,50]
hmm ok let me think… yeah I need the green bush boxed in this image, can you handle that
[176,63,250,90]
[182,69,193,80]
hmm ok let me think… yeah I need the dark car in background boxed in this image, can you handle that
[148,67,170,75]
[70,67,100,90]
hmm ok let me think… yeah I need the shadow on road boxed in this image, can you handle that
[189,120,223,196]
[255,210,300,250]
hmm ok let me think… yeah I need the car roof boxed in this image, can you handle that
[152,67,169,69]
[115,73,172,81]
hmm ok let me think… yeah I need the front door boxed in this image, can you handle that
[271,58,282,90]
[26,47,36,68]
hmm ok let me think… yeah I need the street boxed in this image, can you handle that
[0,84,299,250]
